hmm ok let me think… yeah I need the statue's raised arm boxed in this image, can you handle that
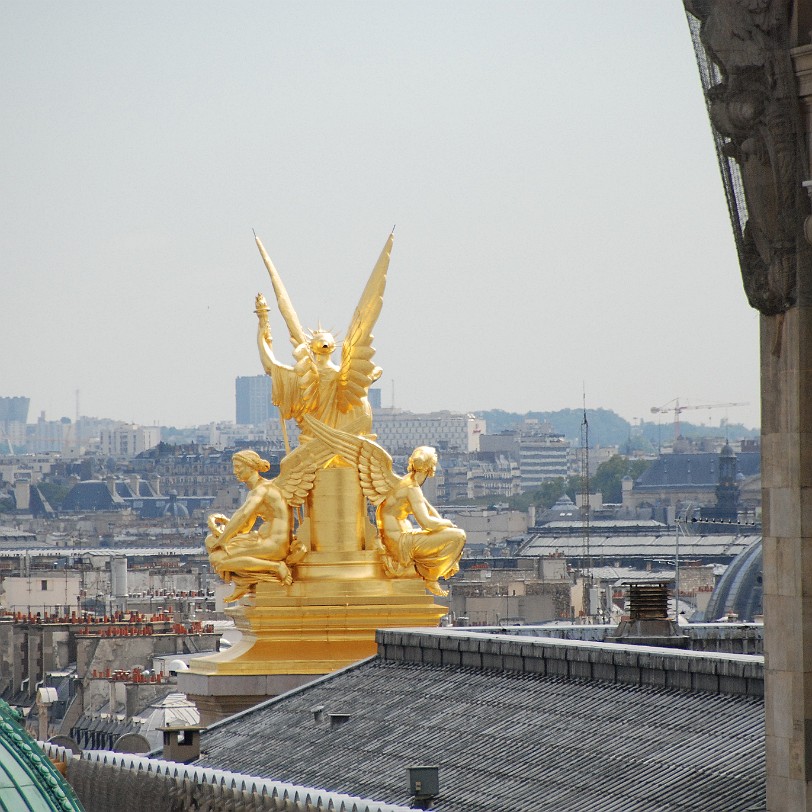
[254,235,320,423]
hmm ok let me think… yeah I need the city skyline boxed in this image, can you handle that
[1,3,760,429]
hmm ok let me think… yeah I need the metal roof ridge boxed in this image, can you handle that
[70,748,412,812]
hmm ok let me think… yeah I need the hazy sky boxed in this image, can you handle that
[1,2,761,431]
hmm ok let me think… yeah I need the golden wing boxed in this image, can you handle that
[303,414,400,504]
[337,233,393,413]
[274,439,334,507]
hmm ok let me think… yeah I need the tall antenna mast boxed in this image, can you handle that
[580,387,592,619]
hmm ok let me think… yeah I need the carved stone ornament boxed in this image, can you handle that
[685,0,812,315]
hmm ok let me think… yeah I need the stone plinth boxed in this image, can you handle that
[178,672,318,726]
[606,618,690,649]
[761,301,812,811]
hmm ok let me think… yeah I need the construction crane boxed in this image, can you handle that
[650,398,748,440]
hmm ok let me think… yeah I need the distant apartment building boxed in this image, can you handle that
[235,375,280,425]
[466,455,522,499]
[99,424,161,458]
[0,454,60,487]
[518,433,570,490]
[479,423,570,493]
[74,416,122,449]
[193,421,278,451]
[132,442,282,498]
[30,412,72,454]
[566,444,620,478]
[372,410,485,454]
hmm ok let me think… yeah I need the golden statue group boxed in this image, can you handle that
[204,233,466,623]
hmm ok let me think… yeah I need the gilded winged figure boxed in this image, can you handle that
[303,415,465,596]
[254,233,392,438]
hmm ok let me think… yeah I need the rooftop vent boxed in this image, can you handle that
[408,765,439,809]
[606,580,689,649]
[627,581,669,620]
[328,712,351,729]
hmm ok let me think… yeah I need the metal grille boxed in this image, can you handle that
[626,581,669,620]
[685,11,750,261]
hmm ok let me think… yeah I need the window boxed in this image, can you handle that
[41,580,48,591]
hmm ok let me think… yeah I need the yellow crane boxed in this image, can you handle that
[650,398,748,440]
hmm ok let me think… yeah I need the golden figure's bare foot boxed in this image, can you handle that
[224,583,255,602]
[424,580,448,597]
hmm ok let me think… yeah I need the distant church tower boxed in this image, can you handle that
[702,443,739,523]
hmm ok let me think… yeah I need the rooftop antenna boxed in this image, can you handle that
[580,385,592,620]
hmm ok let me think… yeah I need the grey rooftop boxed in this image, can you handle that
[188,627,765,811]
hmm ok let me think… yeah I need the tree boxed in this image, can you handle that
[36,482,73,510]
[510,476,584,512]
[591,456,652,503]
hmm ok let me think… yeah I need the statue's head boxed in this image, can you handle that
[232,450,271,475]
[408,446,438,477]
[308,329,337,357]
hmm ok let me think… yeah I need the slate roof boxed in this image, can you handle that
[635,451,760,489]
[192,654,765,811]
[61,482,124,512]
[519,532,758,563]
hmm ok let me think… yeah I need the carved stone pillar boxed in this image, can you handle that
[685,3,812,806]
[761,41,812,811]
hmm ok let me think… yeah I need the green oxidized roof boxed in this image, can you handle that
[0,699,84,812]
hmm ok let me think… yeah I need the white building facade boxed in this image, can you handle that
[98,424,161,458]
[372,410,485,454]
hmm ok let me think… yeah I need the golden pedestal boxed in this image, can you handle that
[189,467,447,677]
[189,552,445,675]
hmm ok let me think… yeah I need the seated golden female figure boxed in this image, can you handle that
[206,442,331,601]
[376,445,466,595]
[303,415,466,596]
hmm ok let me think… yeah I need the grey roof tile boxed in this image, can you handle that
[193,658,764,812]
